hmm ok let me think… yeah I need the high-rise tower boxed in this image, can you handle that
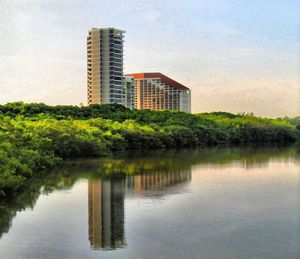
[87,28,125,105]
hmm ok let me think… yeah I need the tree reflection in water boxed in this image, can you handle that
[0,146,298,250]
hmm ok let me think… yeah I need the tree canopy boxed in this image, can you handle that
[0,102,299,196]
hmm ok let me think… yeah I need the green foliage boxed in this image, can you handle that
[0,102,299,196]
[0,117,60,194]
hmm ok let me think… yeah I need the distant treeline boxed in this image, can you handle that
[0,102,299,195]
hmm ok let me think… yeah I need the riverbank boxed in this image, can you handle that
[0,103,299,196]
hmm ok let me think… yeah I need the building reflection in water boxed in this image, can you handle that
[88,179,125,250]
[88,169,191,250]
[125,169,192,196]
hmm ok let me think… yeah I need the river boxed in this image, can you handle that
[0,146,299,259]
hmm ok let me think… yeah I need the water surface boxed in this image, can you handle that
[0,147,299,259]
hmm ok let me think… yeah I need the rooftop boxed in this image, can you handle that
[125,72,189,91]
[89,27,125,33]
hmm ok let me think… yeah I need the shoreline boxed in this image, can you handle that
[1,103,299,196]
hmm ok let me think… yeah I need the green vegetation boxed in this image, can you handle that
[0,102,299,196]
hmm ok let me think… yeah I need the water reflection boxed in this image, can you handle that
[0,146,299,254]
[126,170,191,196]
[88,179,125,250]
[88,169,192,250]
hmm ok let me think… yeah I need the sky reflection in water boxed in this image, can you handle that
[0,146,299,259]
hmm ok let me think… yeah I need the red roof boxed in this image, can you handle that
[125,72,189,91]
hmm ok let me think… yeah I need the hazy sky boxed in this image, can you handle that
[0,0,299,117]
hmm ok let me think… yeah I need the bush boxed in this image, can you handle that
[0,103,299,195]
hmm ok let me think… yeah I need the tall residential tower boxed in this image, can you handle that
[87,28,125,105]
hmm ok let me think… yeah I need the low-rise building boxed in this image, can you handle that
[125,73,191,113]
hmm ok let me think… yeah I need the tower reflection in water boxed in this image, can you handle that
[88,179,125,250]
[88,169,191,250]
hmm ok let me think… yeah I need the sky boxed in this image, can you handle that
[0,0,299,117]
